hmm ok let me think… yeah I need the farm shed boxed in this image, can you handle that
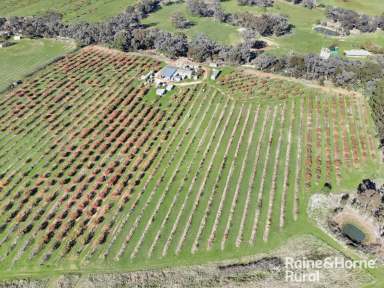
[176,68,193,80]
[157,66,177,81]
[344,49,371,57]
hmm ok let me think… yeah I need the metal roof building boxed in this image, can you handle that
[344,49,371,57]
[158,66,177,80]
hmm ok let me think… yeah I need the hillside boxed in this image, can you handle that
[0,0,137,23]
[0,0,384,286]
[143,0,384,52]
[0,46,380,279]
[318,0,383,15]
[0,38,76,92]
[1,0,383,51]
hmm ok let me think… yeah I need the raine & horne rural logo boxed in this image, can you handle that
[284,256,376,283]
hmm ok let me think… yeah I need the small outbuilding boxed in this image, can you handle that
[320,48,331,60]
[156,88,166,96]
[13,34,22,41]
[344,49,371,57]
[211,69,221,81]
[140,70,154,81]
[176,68,193,80]
[10,80,22,88]
[166,84,174,91]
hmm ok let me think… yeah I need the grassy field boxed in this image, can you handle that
[0,46,381,279]
[0,38,76,92]
[142,3,242,45]
[219,0,384,55]
[143,0,384,54]
[1,0,383,52]
[0,0,137,23]
[318,0,384,15]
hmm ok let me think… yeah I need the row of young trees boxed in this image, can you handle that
[369,80,384,147]
[1,0,384,135]
[252,52,384,149]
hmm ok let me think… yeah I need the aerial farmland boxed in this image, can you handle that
[0,45,381,280]
[0,0,384,287]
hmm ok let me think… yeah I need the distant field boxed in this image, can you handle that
[143,0,384,54]
[0,38,76,92]
[0,0,137,23]
[220,0,384,55]
[1,0,383,52]
[0,46,380,277]
[318,0,384,15]
[142,3,242,45]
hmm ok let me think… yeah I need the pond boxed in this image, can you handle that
[314,26,341,37]
[342,223,366,243]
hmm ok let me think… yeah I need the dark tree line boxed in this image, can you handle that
[253,53,384,88]
[187,33,258,64]
[0,0,160,45]
[232,13,293,36]
[154,31,189,57]
[326,7,384,34]
[238,0,274,8]
[113,30,258,64]
[285,0,316,9]
[185,0,230,22]
[0,17,6,27]
[186,0,215,17]
[0,0,261,64]
[184,0,292,36]
[170,12,193,29]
